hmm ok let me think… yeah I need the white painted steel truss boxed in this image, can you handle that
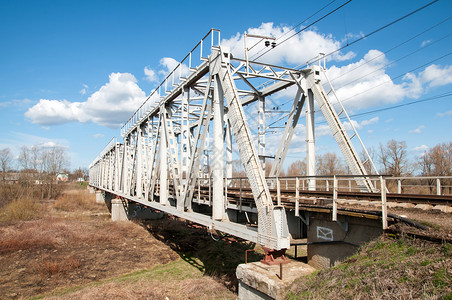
[89,29,377,250]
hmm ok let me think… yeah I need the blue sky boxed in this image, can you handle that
[0,0,451,172]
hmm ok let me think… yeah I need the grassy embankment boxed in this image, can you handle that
[288,234,452,299]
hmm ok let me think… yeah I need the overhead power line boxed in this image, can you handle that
[312,91,452,127]
[329,15,452,84]
[334,31,452,91]
[301,0,441,68]
[340,50,452,104]
[250,0,339,60]
[253,0,353,61]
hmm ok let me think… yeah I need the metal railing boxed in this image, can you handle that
[121,29,221,136]
[386,176,452,195]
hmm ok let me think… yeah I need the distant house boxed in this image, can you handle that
[1,172,20,184]
[56,173,69,182]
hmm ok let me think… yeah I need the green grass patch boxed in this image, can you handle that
[288,235,452,299]
[33,258,207,299]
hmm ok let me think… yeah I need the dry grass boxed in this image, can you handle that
[0,216,150,254]
[53,189,99,212]
[43,259,236,300]
[34,256,82,277]
[0,196,42,222]
[288,235,452,299]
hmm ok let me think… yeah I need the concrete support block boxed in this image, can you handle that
[386,202,398,208]
[394,202,415,209]
[355,200,370,205]
[111,198,128,221]
[336,199,349,205]
[95,191,104,204]
[236,261,316,300]
[432,205,452,213]
[366,201,382,207]
[88,186,95,194]
[414,204,434,211]
[307,213,382,269]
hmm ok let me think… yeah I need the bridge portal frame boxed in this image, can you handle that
[89,29,378,251]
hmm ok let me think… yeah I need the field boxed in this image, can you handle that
[288,234,452,299]
[1,183,451,299]
[0,184,247,299]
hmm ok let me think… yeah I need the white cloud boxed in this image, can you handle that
[437,110,452,117]
[343,117,379,131]
[418,64,452,88]
[40,141,61,148]
[144,66,158,82]
[360,116,379,127]
[80,84,88,95]
[324,50,425,111]
[221,22,355,66]
[0,132,69,156]
[409,125,425,134]
[421,40,431,47]
[143,58,190,91]
[25,72,146,128]
[414,144,429,152]
[0,98,32,109]
[92,133,105,139]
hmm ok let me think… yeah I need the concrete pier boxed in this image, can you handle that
[88,186,95,194]
[95,191,104,204]
[111,198,128,221]
[306,212,382,269]
[237,261,316,300]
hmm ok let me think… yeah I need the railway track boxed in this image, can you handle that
[224,186,452,205]
[187,185,452,214]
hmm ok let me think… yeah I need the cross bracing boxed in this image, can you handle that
[89,29,379,251]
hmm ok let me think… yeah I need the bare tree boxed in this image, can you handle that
[18,146,31,170]
[360,146,377,175]
[41,146,68,175]
[418,142,452,193]
[420,142,452,176]
[379,139,410,176]
[0,148,12,182]
[316,152,345,176]
[37,146,69,199]
[286,160,306,176]
[30,145,41,171]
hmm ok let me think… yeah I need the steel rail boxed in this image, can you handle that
[196,185,452,206]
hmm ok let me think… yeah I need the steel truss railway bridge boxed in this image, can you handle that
[89,29,451,265]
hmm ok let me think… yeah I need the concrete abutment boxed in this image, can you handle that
[237,211,384,299]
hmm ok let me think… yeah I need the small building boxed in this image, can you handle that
[56,173,69,182]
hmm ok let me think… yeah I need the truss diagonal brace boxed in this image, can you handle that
[215,46,290,250]
[269,81,305,178]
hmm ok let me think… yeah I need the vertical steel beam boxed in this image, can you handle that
[181,87,191,185]
[136,126,143,198]
[114,143,120,191]
[306,89,316,190]
[332,176,338,221]
[225,117,233,184]
[213,75,225,220]
[159,112,168,205]
[380,176,387,229]
[258,96,266,173]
